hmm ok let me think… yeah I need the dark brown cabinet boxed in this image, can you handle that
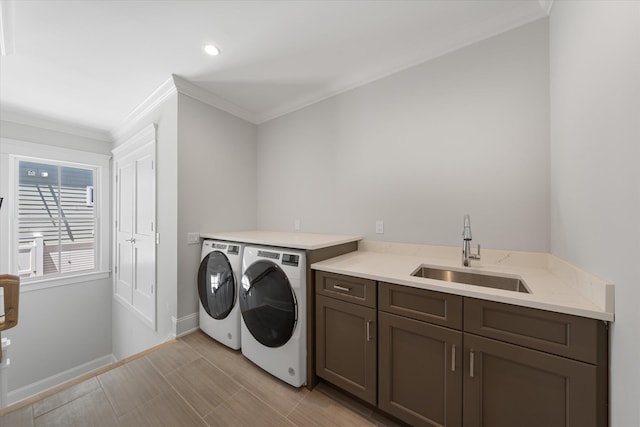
[314,271,608,427]
[379,311,462,427]
[315,272,377,405]
[463,298,608,427]
[378,282,464,427]
[463,333,597,427]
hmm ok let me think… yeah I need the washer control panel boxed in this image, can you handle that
[256,250,300,267]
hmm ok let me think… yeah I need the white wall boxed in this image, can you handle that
[176,94,257,319]
[257,19,550,252]
[0,122,113,400]
[4,279,112,397]
[549,1,640,426]
[112,94,179,359]
[0,119,111,155]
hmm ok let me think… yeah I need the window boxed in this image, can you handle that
[17,160,97,278]
[0,139,110,289]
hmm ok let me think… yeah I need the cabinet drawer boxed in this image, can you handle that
[315,271,376,308]
[464,298,606,364]
[379,282,462,330]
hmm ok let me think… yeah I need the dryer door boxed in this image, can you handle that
[240,260,297,348]
[198,251,236,320]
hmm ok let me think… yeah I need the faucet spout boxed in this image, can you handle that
[462,214,472,241]
[462,214,481,266]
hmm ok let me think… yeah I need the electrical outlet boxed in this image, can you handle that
[375,220,384,234]
[187,232,200,245]
[294,219,301,231]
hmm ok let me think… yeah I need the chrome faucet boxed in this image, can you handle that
[462,214,481,267]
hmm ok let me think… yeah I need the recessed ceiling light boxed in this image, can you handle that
[203,44,220,56]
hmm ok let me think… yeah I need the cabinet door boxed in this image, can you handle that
[316,294,377,405]
[115,159,134,305]
[378,312,462,427]
[463,333,598,427]
[130,146,156,323]
[114,128,156,330]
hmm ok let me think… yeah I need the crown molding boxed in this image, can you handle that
[111,75,177,142]
[0,107,112,142]
[112,123,156,157]
[0,0,16,56]
[111,74,256,142]
[171,75,256,124]
[537,0,555,15]
[112,4,550,128]
[255,11,549,124]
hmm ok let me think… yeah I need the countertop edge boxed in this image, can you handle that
[311,257,614,322]
[199,231,362,250]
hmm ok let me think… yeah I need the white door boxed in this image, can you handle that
[131,147,155,321]
[116,160,134,304]
[114,127,156,329]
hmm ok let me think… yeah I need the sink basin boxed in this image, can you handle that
[411,266,530,293]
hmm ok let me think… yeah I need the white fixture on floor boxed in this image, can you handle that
[239,245,307,387]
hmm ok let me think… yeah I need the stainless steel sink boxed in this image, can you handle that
[411,266,530,293]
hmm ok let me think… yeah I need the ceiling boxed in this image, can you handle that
[0,1,550,139]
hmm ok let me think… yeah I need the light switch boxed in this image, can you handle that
[187,232,200,245]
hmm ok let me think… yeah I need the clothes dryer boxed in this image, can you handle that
[198,240,244,350]
[240,245,306,387]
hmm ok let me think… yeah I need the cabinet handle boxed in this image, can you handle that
[125,238,136,243]
[451,344,456,372]
[333,284,351,292]
[470,351,475,378]
[366,320,373,341]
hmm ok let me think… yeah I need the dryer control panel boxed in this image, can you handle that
[258,250,280,260]
[282,254,300,267]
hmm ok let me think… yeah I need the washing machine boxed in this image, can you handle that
[240,245,307,387]
[198,240,244,350]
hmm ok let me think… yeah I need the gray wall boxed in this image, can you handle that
[177,94,257,319]
[257,19,550,252]
[549,1,640,425]
[5,279,112,393]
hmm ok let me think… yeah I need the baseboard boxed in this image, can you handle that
[7,354,116,406]
[172,312,199,338]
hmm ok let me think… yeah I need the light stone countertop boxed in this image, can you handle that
[199,230,362,251]
[311,240,614,321]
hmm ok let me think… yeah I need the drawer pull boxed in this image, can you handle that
[470,351,475,378]
[366,320,373,341]
[451,344,456,372]
[333,284,351,292]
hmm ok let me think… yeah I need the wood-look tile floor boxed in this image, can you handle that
[0,331,404,427]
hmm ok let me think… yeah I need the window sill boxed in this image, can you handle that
[19,271,111,292]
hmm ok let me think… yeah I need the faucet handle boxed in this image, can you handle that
[470,244,481,260]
